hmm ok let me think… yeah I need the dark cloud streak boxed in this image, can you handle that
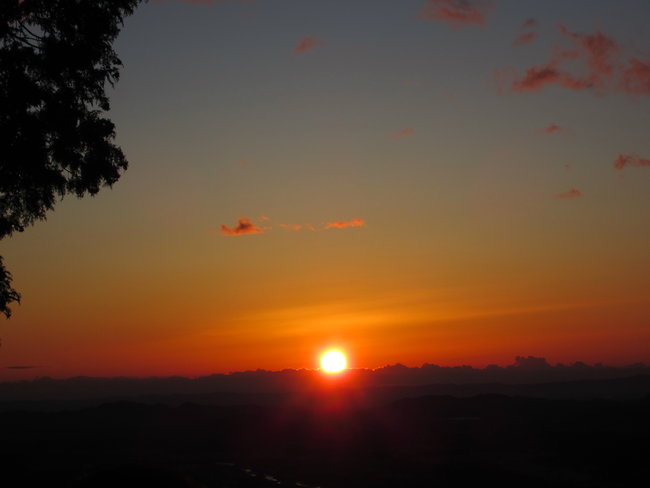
[220,217,264,236]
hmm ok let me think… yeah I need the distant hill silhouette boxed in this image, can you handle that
[1,356,649,411]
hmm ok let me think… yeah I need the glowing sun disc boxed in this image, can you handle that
[320,350,347,373]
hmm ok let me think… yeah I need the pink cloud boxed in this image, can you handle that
[324,218,365,230]
[513,32,537,46]
[389,127,416,141]
[220,217,264,236]
[419,0,492,28]
[280,223,302,231]
[522,18,537,29]
[218,216,367,235]
[511,64,563,91]
[622,57,650,96]
[555,188,582,199]
[505,24,650,97]
[540,123,563,134]
[614,153,650,170]
[293,37,326,55]
[559,25,619,82]
[511,63,590,92]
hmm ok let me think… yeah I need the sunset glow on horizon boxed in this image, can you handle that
[2,0,650,381]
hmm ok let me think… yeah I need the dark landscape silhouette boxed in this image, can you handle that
[1,357,649,487]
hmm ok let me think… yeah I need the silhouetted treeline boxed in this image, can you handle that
[2,356,650,410]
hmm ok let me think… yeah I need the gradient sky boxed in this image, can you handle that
[2,0,650,379]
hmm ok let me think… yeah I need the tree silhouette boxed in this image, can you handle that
[1,0,143,317]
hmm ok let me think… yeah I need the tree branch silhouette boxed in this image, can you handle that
[1,0,144,318]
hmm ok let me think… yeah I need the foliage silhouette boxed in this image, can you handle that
[0,0,143,317]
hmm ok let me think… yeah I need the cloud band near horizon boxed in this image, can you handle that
[219,217,366,236]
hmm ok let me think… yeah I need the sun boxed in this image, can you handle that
[320,350,347,373]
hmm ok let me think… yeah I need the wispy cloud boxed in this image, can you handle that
[513,18,539,46]
[6,365,38,370]
[220,217,265,236]
[540,123,564,134]
[513,32,537,46]
[503,24,650,97]
[555,188,582,199]
[279,223,302,232]
[324,218,365,230]
[389,127,415,141]
[293,36,326,55]
[522,18,537,29]
[511,63,590,92]
[219,217,365,235]
[511,64,559,92]
[419,0,492,28]
[614,153,650,170]
[560,25,619,73]
[622,57,650,96]
[281,220,365,231]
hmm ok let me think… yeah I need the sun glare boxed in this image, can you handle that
[320,350,347,373]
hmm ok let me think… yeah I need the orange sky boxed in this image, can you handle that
[2,0,650,380]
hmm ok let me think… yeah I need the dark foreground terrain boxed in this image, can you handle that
[1,380,649,487]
